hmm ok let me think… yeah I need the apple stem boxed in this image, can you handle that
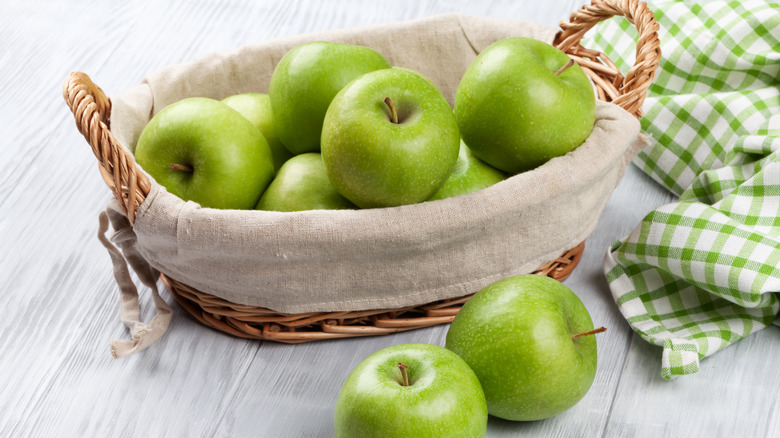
[384,97,399,124]
[397,362,410,386]
[169,163,193,173]
[571,326,607,338]
[555,59,575,76]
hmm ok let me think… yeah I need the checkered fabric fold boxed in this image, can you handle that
[585,0,780,379]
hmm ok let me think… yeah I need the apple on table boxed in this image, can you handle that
[134,97,275,210]
[334,343,488,438]
[269,41,391,154]
[446,274,605,421]
[455,37,595,174]
[321,67,460,208]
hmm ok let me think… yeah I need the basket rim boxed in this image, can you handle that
[62,0,660,225]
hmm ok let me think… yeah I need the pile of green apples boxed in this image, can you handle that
[334,275,606,437]
[134,37,595,211]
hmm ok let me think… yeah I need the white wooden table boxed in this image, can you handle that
[3,1,778,437]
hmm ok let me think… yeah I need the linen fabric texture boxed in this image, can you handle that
[103,14,644,355]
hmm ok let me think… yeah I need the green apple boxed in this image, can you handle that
[321,67,460,208]
[269,41,391,154]
[134,97,274,210]
[428,139,506,201]
[454,37,595,174]
[445,274,603,421]
[255,153,356,212]
[334,343,487,438]
[221,92,293,173]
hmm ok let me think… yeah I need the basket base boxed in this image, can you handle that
[163,242,585,343]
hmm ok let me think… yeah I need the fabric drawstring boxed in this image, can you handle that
[98,210,172,358]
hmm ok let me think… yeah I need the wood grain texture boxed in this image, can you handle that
[2,1,777,437]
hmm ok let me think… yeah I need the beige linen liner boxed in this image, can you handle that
[103,14,646,345]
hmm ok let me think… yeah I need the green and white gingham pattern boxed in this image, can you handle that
[584,0,780,379]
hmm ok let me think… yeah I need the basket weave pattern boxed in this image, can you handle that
[63,0,660,343]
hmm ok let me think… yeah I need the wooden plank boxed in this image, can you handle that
[605,326,780,438]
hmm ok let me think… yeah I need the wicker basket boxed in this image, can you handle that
[63,0,660,343]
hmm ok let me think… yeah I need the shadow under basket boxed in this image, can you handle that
[63,0,660,345]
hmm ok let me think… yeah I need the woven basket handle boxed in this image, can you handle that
[63,72,149,223]
[553,0,661,118]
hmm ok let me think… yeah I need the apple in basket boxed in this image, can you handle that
[427,139,507,201]
[321,67,460,208]
[446,274,605,421]
[134,97,275,210]
[269,41,391,154]
[221,92,293,174]
[255,153,356,212]
[454,37,596,174]
[334,343,488,438]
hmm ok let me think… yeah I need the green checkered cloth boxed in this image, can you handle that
[584,0,780,379]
